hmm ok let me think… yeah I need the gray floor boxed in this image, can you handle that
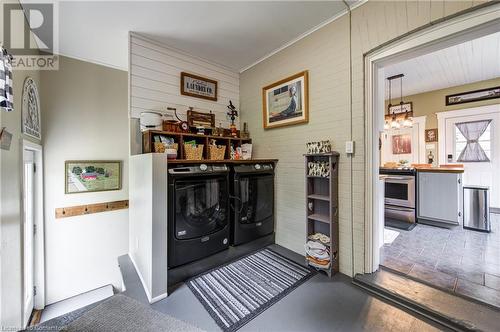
[381,213,500,308]
[120,245,445,332]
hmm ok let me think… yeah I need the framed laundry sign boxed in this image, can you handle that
[180,72,218,101]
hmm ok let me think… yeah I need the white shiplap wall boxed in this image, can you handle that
[129,33,240,129]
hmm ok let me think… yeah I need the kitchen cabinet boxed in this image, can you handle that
[417,171,463,225]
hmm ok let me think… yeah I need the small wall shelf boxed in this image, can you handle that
[142,130,251,160]
[305,152,339,277]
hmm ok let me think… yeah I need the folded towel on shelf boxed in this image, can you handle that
[307,256,331,269]
[305,240,330,260]
[307,232,330,245]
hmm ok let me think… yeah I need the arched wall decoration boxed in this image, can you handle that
[22,77,41,140]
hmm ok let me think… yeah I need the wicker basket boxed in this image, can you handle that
[209,145,226,160]
[165,143,178,151]
[154,142,165,153]
[184,144,204,160]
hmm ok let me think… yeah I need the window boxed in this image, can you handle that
[455,121,491,162]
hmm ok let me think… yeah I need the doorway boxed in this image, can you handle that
[364,3,500,309]
[22,140,45,327]
[438,105,500,208]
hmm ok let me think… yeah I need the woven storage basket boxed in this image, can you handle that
[154,142,165,153]
[209,145,226,160]
[184,144,204,160]
[165,143,178,151]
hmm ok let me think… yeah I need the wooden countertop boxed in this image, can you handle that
[415,167,464,173]
[167,159,278,164]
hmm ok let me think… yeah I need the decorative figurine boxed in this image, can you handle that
[227,100,238,137]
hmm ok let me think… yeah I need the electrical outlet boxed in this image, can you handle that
[345,141,355,154]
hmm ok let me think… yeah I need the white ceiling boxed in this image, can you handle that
[41,1,358,72]
[384,31,500,98]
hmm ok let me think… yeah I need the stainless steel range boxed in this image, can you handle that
[380,167,416,223]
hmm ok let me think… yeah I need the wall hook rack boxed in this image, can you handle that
[55,200,129,219]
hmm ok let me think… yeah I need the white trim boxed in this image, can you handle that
[129,254,153,303]
[364,4,500,274]
[239,8,348,73]
[21,140,45,312]
[54,51,128,72]
[150,292,169,303]
[348,0,368,11]
[129,254,168,304]
[414,116,427,164]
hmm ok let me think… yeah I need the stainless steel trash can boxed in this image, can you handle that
[463,185,490,232]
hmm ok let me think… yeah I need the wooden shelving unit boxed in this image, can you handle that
[305,152,339,277]
[142,130,252,160]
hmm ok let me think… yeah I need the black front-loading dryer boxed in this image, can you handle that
[168,164,230,268]
[231,163,275,245]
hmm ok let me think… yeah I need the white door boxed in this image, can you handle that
[441,107,500,208]
[23,149,35,326]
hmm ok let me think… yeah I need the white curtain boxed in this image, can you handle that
[456,120,491,162]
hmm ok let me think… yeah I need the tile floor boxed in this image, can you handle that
[381,213,500,308]
[117,245,447,332]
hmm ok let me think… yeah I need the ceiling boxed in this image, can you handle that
[38,1,362,72]
[384,31,500,98]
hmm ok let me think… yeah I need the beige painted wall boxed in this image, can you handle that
[402,77,500,129]
[240,15,352,273]
[40,56,129,304]
[0,0,42,327]
[241,0,492,276]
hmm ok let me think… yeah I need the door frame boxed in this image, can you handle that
[21,139,45,322]
[364,4,500,273]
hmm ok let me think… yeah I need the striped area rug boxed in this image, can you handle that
[187,248,314,332]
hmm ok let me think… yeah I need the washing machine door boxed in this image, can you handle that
[237,174,274,224]
[174,176,228,240]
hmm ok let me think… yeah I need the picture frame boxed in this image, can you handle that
[392,134,412,155]
[65,160,122,194]
[425,128,438,142]
[262,70,308,129]
[180,72,218,101]
[445,86,500,106]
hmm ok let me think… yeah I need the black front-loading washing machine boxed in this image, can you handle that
[231,163,275,245]
[168,164,230,268]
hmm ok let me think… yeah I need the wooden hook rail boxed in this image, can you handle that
[55,200,129,219]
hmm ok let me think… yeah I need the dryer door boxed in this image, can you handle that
[174,176,228,240]
[237,174,274,224]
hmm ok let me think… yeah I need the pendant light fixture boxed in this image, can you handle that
[386,74,413,129]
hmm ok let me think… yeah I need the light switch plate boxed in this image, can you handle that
[345,141,355,154]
